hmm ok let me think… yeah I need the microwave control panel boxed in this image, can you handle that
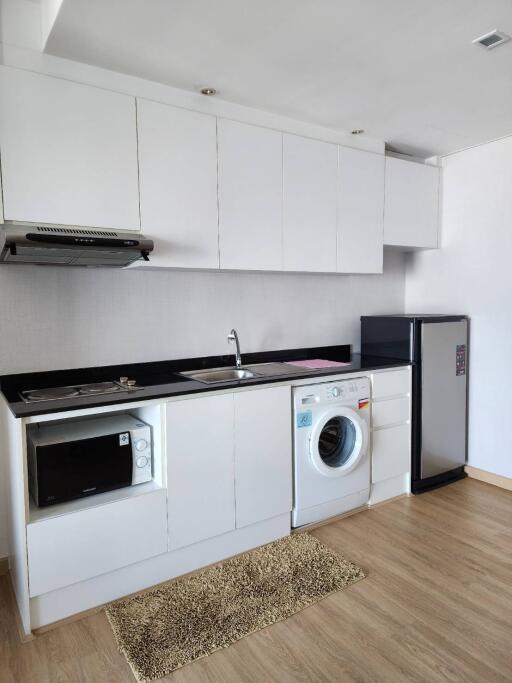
[129,423,153,485]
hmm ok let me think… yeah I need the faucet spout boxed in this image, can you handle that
[227,329,242,368]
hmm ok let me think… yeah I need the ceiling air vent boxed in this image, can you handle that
[472,29,510,50]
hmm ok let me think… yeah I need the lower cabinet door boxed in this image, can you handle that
[166,394,236,550]
[234,386,292,528]
[372,424,410,484]
[27,489,168,596]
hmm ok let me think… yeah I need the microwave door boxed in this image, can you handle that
[36,434,133,506]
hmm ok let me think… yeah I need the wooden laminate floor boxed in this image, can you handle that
[1,478,511,682]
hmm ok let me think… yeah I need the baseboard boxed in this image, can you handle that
[368,492,410,509]
[465,466,512,492]
[0,557,8,576]
[292,504,369,533]
[293,490,412,533]
[32,605,104,636]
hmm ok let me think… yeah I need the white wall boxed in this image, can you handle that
[0,252,405,375]
[406,135,512,479]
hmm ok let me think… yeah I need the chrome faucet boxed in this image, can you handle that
[227,329,242,368]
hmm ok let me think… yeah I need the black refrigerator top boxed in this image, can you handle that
[360,314,468,362]
[361,314,467,323]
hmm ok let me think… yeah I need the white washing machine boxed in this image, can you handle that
[292,377,371,528]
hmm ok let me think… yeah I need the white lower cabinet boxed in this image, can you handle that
[234,386,292,528]
[26,489,167,597]
[166,386,292,549]
[372,423,410,483]
[372,396,410,428]
[370,367,411,505]
[372,367,411,399]
[166,394,236,550]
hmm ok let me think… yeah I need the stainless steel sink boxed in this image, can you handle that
[179,367,261,384]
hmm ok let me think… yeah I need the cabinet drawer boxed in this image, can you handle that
[372,424,410,483]
[372,396,409,428]
[27,490,167,596]
[372,369,410,399]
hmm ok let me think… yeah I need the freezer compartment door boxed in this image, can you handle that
[421,320,467,479]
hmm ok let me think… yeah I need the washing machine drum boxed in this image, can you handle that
[310,407,368,478]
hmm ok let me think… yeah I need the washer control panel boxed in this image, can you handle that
[325,380,359,400]
[325,379,368,401]
[294,377,371,412]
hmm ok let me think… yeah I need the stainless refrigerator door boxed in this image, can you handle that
[421,320,467,479]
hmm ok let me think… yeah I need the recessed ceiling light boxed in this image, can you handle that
[351,129,365,135]
[472,29,510,50]
[200,87,217,96]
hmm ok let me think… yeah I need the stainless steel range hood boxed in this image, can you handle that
[0,223,154,267]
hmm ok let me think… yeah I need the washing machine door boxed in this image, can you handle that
[310,407,368,478]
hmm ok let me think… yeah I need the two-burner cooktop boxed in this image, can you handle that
[20,379,140,403]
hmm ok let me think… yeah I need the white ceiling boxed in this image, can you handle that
[43,0,512,157]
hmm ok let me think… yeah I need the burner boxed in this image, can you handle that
[25,387,80,401]
[78,382,122,395]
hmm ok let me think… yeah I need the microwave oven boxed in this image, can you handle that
[27,414,152,507]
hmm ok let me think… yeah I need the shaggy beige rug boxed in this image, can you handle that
[105,533,366,681]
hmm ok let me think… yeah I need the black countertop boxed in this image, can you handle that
[0,345,411,418]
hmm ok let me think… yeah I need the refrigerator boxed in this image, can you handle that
[361,315,468,493]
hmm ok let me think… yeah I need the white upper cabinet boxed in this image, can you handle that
[384,156,440,249]
[217,119,283,271]
[0,67,140,230]
[282,134,337,272]
[0,64,440,265]
[338,147,384,273]
[137,99,219,268]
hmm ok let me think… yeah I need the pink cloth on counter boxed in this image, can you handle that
[285,359,351,369]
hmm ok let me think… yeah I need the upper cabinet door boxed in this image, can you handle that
[384,157,440,249]
[338,147,384,273]
[283,134,337,272]
[218,119,283,271]
[137,99,219,268]
[0,67,140,230]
